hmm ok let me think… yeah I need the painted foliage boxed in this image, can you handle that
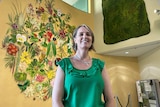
[2,0,75,101]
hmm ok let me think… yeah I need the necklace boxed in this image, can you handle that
[75,55,91,66]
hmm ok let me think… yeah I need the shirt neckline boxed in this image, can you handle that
[68,57,94,71]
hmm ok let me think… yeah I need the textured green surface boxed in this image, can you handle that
[102,0,150,44]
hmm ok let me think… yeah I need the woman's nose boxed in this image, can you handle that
[82,33,88,37]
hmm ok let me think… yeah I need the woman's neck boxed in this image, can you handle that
[75,50,89,60]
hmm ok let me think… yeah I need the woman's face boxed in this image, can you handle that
[74,26,92,50]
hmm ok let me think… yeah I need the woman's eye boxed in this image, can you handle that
[86,33,91,36]
[80,33,83,36]
[78,32,91,36]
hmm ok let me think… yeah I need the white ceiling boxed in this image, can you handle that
[102,41,160,57]
[62,0,78,5]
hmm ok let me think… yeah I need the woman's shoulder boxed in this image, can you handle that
[58,57,70,65]
[92,58,105,69]
[92,58,104,63]
[61,57,70,61]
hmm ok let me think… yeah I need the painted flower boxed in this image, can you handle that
[18,13,25,27]
[7,43,19,56]
[3,0,75,101]
[16,34,27,43]
[35,74,45,82]
[59,29,66,38]
[24,86,35,97]
[46,70,55,80]
[11,23,18,29]
[41,12,48,22]
[37,91,45,100]
[19,62,27,71]
[36,83,43,91]
[57,39,65,47]
[26,3,34,16]
[20,51,32,64]
[57,9,62,17]
[48,60,53,67]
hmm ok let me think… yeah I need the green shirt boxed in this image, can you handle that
[58,58,105,107]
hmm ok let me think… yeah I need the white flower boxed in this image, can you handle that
[24,86,35,97]
[19,62,27,71]
[16,34,27,43]
[36,84,43,91]
[26,4,34,15]
[57,39,64,47]
[30,19,40,30]
[31,79,36,83]
[37,91,45,100]
[18,13,25,27]
[57,9,62,17]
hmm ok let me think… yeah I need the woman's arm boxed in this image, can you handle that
[52,65,65,107]
[102,66,115,107]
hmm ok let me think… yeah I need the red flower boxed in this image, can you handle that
[43,31,53,42]
[47,31,53,38]
[39,6,44,12]
[48,60,53,67]
[43,95,48,101]
[59,29,66,38]
[35,75,45,82]
[7,43,19,56]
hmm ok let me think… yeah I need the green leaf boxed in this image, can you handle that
[30,36,39,42]
[46,42,51,56]
[47,85,53,98]
[41,41,48,47]
[8,14,13,23]
[17,80,30,92]
[24,41,30,46]
[39,31,44,38]
[25,20,32,28]
[3,36,10,44]
[10,34,17,43]
[51,41,56,56]
[4,55,15,68]
[6,28,11,35]
[49,23,55,34]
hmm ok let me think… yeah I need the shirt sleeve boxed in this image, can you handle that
[97,59,105,72]
[57,58,67,72]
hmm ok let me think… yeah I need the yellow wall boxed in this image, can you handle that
[0,0,140,107]
[138,47,160,80]
[90,52,140,106]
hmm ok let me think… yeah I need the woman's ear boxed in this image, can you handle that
[74,38,76,43]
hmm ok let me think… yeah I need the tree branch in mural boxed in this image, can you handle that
[2,0,75,101]
[102,0,150,44]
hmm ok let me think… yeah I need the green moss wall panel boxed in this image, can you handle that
[102,0,150,44]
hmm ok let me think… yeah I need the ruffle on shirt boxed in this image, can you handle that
[66,58,104,78]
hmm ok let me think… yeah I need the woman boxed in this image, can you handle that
[52,24,115,107]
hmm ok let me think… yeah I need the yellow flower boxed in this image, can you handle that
[41,13,48,22]
[46,70,55,80]
[20,51,32,64]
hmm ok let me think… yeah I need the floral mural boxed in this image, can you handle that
[2,0,75,101]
